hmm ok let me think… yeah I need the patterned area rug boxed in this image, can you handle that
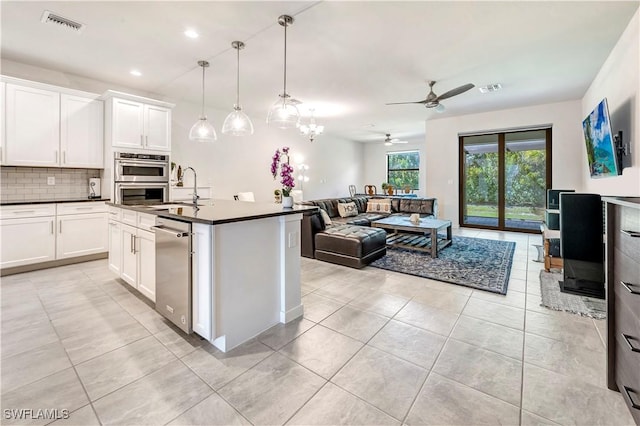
[539,270,606,319]
[370,236,515,294]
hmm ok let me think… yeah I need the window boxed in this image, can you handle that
[459,128,551,232]
[387,150,419,190]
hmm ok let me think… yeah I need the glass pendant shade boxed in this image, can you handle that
[189,60,216,142]
[223,41,254,136]
[268,15,299,129]
[222,106,254,136]
[267,94,300,129]
[189,117,217,141]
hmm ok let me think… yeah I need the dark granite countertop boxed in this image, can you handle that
[1,198,110,206]
[107,200,318,225]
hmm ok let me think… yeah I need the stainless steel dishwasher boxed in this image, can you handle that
[153,217,192,334]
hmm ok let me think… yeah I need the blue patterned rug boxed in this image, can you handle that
[369,236,516,294]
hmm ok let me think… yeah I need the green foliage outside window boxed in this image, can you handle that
[387,151,419,190]
[465,150,546,207]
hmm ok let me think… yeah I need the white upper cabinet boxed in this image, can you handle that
[112,98,145,149]
[106,92,173,153]
[5,83,60,166]
[144,104,171,151]
[60,94,104,168]
[2,77,104,168]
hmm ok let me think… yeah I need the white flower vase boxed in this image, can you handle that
[282,196,294,208]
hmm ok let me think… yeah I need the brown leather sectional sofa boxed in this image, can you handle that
[300,196,438,268]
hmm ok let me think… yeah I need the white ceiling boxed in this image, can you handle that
[1,1,638,144]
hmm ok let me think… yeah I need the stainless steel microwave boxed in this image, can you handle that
[114,152,169,183]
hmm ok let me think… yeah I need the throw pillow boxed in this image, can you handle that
[319,209,332,226]
[337,201,358,218]
[366,201,392,213]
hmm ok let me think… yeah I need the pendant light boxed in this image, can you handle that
[189,60,217,142]
[222,41,254,136]
[267,15,300,129]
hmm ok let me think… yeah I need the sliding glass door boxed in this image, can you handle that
[459,128,551,232]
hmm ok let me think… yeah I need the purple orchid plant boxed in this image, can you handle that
[270,146,295,197]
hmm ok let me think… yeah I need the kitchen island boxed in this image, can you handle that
[109,200,318,352]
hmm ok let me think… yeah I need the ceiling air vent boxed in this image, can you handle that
[40,11,85,33]
[478,84,502,94]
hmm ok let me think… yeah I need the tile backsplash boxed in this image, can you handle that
[1,166,101,202]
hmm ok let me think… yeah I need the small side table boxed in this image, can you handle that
[541,223,563,271]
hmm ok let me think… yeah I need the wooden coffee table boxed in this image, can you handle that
[372,216,452,258]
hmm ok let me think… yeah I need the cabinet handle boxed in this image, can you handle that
[145,135,148,146]
[621,281,640,295]
[63,151,66,164]
[12,210,36,215]
[623,387,640,409]
[130,234,134,253]
[59,220,62,233]
[55,150,58,163]
[50,220,54,234]
[132,235,137,254]
[622,334,640,353]
[621,229,640,238]
[140,135,144,146]
[0,147,3,163]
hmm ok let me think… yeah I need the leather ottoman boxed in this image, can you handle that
[315,224,387,269]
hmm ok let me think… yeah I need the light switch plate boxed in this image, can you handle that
[47,177,55,185]
[288,232,299,248]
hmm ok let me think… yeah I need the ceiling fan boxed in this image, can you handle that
[386,80,475,111]
[384,133,408,146]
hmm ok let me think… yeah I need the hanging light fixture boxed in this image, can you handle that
[189,60,217,142]
[299,108,324,142]
[222,41,254,136]
[267,15,300,129]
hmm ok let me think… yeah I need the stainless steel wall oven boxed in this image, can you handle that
[114,152,170,205]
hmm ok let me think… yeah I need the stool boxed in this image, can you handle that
[315,224,386,269]
[532,244,544,262]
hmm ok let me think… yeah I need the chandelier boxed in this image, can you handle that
[299,109,324,142]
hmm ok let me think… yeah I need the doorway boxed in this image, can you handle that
[459,128,551,232]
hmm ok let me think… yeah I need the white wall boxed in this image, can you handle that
[581,9,639,196]
[170,100,364,202]
[424,100,584,225]
[362,142,426,197]
[1,59,364,202]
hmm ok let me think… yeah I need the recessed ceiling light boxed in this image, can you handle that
[184,29,199,39]
[479,83,502,93]
[130,70,142,77]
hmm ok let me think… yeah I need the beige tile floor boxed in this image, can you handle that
[0,228,635,425]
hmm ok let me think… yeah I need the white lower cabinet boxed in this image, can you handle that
[111,209,156,302]
[136,229,156,301]
[120,223,138,288]
[0,216,56,268]
[57,212,108,259]
[108,220,122,275]
[0,202,108,270]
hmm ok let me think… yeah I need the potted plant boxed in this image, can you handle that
[270,147,295,208]
[381,182,394,195]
